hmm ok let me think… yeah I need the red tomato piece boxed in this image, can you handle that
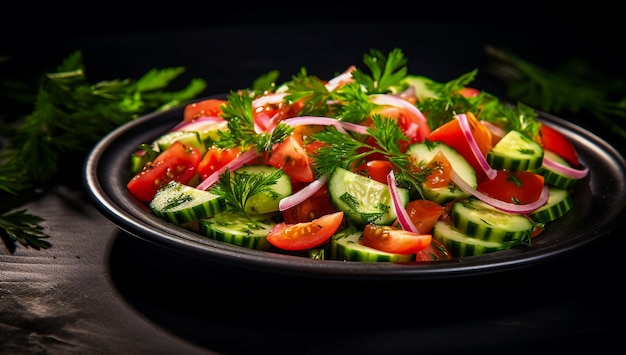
[267,134,315,183]
[539,124,580,167]
[197,146,241,180]
[414,237,453,261]
[354,160,394,184]
[476,169,545,205]
[266,211,344,250]
[427,112,493,179]
[283,185,337,224]
[183,99,227,122]
[403,199,445,234]
[457,87,481,98]
[422,151,453,189]
[361,224,431,254]
[127,141,202,202]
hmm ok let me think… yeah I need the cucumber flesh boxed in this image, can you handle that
[406,140,477,204]
[150,181,225,224]
[234,165,292,215]
[451,199,534,244]
[529,187,573,223]
[328,167,409,227]
[487,130,544,171]
[199,211,275,251]
[153,130,207,155]
[432,220,518,258]
[330,227,415,262]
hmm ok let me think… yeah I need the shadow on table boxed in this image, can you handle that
[107,229,623,354]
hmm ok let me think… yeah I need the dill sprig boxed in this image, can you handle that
[209,168,283,217]
[0,50,207,250]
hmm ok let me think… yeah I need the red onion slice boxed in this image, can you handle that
[281,116,369,135]
[369,94,431,141]
[450,169,549,214]
[387,171,419,233]
[457,114,497,180]
[279,174,329,211]
[542,152,589,180]
[170,115,226,132]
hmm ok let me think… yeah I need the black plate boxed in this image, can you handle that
[83,102,626,280]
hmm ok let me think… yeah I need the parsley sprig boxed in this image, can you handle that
[0,50,207,251]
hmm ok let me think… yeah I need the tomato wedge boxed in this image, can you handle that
[403,199,445,234]
[539,124,580,167]
[414,237,453,261]
[476,169,545,205]
[127,141,202,202]
[266,211,344,250]
[361,224,431,254]
[427,112,492,179]
[183,99,227,122]
[354,160,394,184]
[267,133,315,182]
[283,185,337,224]
[197,146,241,179]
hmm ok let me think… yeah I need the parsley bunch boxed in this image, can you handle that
[0,50,207,251]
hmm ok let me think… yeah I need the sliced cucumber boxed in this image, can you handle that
[130,143,159,174]
[199,211,275,251]
[330,227,415,262]
[153,130,207,155]
[535,150,578,189]
[406,140,477,204]
[451,199,534,243]
[234,165,292,215]
[487,130,544,171]
[397,75,439,101]
[529,187,573,223]
[150,181,225,224]
[328,167,409,226]
[432,220,521,257]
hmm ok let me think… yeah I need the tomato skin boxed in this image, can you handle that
[422,151,453,189]
[127,141,202,202]
[414,237,453,261]
[283,185,337,224]
[183,99,227,122]
[267,134,315,183]
[476,169,545,204]
[197,146,241,179]
[354,160,394,184]
[361,224,431,254]
[539,124,580,167]
[266,211,344,250]
[403,199,445,234]
[457,87,480,98]
[427,112,493,179]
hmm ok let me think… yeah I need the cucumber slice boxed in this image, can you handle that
[153,130,207,155]
[487,130,544,171]
[397,75,439,101]
[534,150,578,189]
[328,167,409,226]
[199,211,275,251]
[406,140,477,204]
[150,181,225,224]
[529,187,573,223]
[432,220,519,257]
[451,199,534,243]
[130,144,159,174]
[234,165,292,215]
[330,227,415,262]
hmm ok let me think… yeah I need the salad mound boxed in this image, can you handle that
[125,48,589,262]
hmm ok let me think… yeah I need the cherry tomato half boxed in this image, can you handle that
[476,169,545,205]
[266,211,344,250]
[183,99,227,122]
[361,224,431,254]
[127,141,202,202]
[539,124,580,167]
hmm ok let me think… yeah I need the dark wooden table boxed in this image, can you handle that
[2,18,625,354]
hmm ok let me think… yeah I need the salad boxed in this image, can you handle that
[125,48,589,262]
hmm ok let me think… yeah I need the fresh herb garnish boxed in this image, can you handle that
[484,45,626,139]
[0,50,207,251]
